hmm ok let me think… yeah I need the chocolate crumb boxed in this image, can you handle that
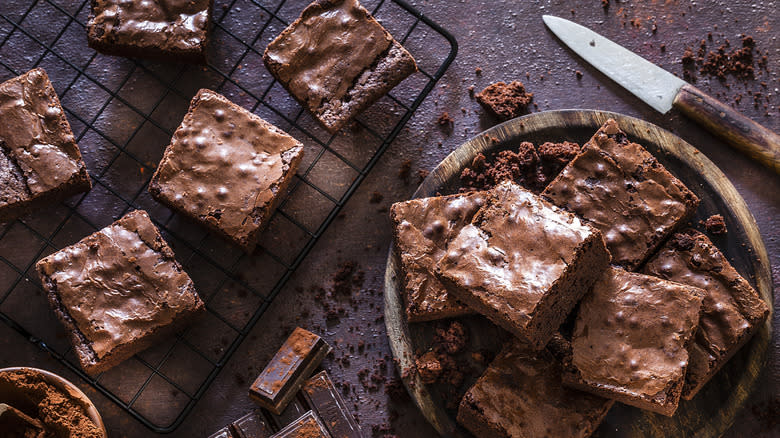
[460,141,579,192]
[416,169,429,184]
[414,351,442,384]
[575,70,583,79]
[433,321,468,354]
[369,191,383,204]
[437,111,454,127]
[475,81,534,121]
[398,159,412,182]
[704,214,727,235]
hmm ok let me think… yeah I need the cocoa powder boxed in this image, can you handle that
[0,369,102,438]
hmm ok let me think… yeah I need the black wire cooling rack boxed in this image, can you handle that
[0,0,456,432]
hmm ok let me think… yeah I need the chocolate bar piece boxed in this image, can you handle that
[270,411,331,438]
[250,328,332,414]
[230,409,274,438]
[302,371,362,438]
[208,426,235,438]
[270,398,309,430]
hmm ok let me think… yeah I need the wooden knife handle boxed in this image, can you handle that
[673,83,780,174]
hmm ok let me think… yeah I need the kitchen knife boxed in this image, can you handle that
[543,15,780,174]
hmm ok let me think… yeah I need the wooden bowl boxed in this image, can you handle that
[0,367,107,437]
[384,110,773,438]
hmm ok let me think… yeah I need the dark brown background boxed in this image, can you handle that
[0,0,777,437]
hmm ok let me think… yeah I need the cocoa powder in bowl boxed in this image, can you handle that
[0,368,104,438]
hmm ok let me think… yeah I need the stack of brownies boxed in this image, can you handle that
[390,119,769,438]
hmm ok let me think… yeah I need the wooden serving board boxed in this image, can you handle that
[384,110,774,438]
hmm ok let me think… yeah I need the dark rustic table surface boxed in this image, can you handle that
[0,0,777,437]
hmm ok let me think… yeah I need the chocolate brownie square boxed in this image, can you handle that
[563,267,704,416]
[263,0,417,134]
[87,0,213,63]
[437,181,610,349]
[35,210,204,376]
[643,230,769,399]
[0,68,91,222]
[542,119,700,270]
[390,192,487,322]
[149,89,304,253]
[457,341,613,438]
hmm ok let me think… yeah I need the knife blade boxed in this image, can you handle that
[543,15,780,174]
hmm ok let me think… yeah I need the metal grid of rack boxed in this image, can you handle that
[0,0,456,432]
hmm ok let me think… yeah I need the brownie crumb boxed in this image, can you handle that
[398,159,412,182]
[332,261,364,296]
[575,70,583,79]
[369,191,384,203]
[702,36,755,80]
[433,321,468,355]
[475,67,482,75]
[460,141,579,192]
[416,169,429,184]
[684,34,765,82]
[437,111,454,126]
[414,351,442,384]
[601,0,609,10]
[704,214,727,235]
[682,47,698,82]
[475,81,534,121]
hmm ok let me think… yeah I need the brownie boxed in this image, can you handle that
[389,192,487,322]
[263,0,417,134]
[149,89,304,253]
[0,68,91,222]
[542,119,700,270]
[436,180,610,349]
[475,81,534,121]
[643,230,769,399]
[564,267,704,416]
[35,210,204,375]
[87,0,213,63]
[457,340,613,438]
